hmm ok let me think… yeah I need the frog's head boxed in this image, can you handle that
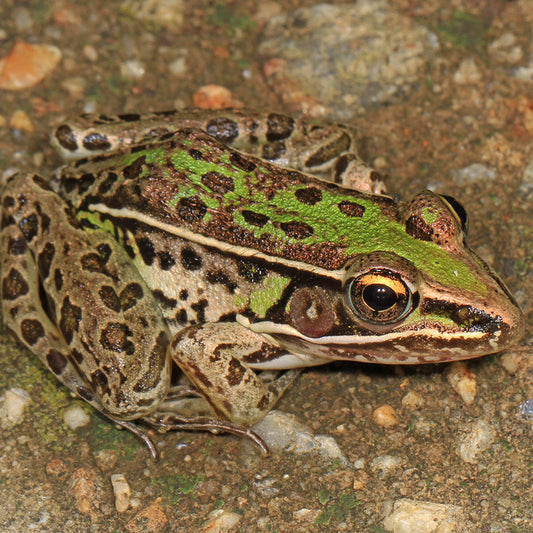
[247,190,524,364]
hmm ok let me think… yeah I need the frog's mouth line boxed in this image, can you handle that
[237,314,492,346]
[236,314,507,365]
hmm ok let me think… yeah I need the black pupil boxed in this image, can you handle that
[362,283,397,311]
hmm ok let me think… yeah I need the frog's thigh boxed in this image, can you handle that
[170,323,300,426]
[1,173,171,420]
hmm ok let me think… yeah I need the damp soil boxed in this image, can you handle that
[0,1,531,532]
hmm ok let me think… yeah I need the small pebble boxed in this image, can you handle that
[70,467,100,515]
[370,454,404,476]
[452,163,496,186]
[252,410,349,465]
[456,419,495,464]
[488,33,523,64]
[192,84,242,109]
[383,498,465,532]
[111,473,131,513]
[120,60,146,80]
[45,458,68,477]
[9,110,34,132]
[200,509,242,532]
[401,391,425,410]
[94,449,119,471]
[0,42,61,90]
[453,58,482,84]
[60,76,86,99]
[63,405,91,429]
[372,404,399,427]
[0,388,30,429]
[125,497,168,533]
[447,362,477,405]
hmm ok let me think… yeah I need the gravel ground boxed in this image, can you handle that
[0,1,531,531]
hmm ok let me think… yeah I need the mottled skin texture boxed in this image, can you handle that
[0,110,524,456]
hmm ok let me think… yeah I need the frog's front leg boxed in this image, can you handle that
[169,322,301,427]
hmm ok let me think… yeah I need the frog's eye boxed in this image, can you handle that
[439,194,469,234]
[346,270,414,324]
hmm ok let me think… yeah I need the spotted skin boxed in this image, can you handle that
[0,110,524,457]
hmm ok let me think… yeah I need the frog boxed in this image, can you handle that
[0,109,524,457]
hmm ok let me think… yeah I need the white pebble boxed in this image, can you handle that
[456,419,495,464]
[111,473,131,513]
[384,498,465,532]
[63,405,91,429]
[0,388,30,429]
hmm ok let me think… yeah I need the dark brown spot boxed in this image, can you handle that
[120,283,144,311]
[118,113,141,121]
[256,394,270,411]
[54,269,63,291]
[242,209,269,227]
[2,268,29,300]
[188,148,203,160]
[123,155,146,180]
[1,213,15,230]
[179,289,188,300]
[76,386,95,402]
[295,187,322,205]
[46,349,68,375]
[175,308,188,323]
[225,358,247,386]
[201,171,235,194]
[98,171,119,194]
[37,242,55,279]
[20,318,45,345]
[7,237,27,255]
[91,368,110,396]
[136,237,156,266]
[206,117,239,143]
[266,113,295,141]
[333,153,353,181]
[158,251,175,271]
[19,213,39,242]
[229,151,256,172]
[305,132,351,168]
[81,252,107,274]
[59,296,82,345]
[237,260,268,283]
[205,270,238,293]
[176,196,207,222]
[78,173,95,194]
[55,124,78,151]
[191,299,208,323]
[338,200,365,217]
[181,246,202,270]
[96,243,112,263]
[280,221,314,239]
[100,322,133,354]
[153,289,177,309]
[133,332,169,392]
[82,131,111,152]
[405,215,433,242]
[99,286,121,312]
[262,140,286,161]
[72,348,84,364]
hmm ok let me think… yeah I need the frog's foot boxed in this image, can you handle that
[143,412,270,456]
[332,152,387,194]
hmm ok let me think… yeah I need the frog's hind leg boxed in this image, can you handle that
[1,173,171,457]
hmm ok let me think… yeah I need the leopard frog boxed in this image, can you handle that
[1,109,524,456]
